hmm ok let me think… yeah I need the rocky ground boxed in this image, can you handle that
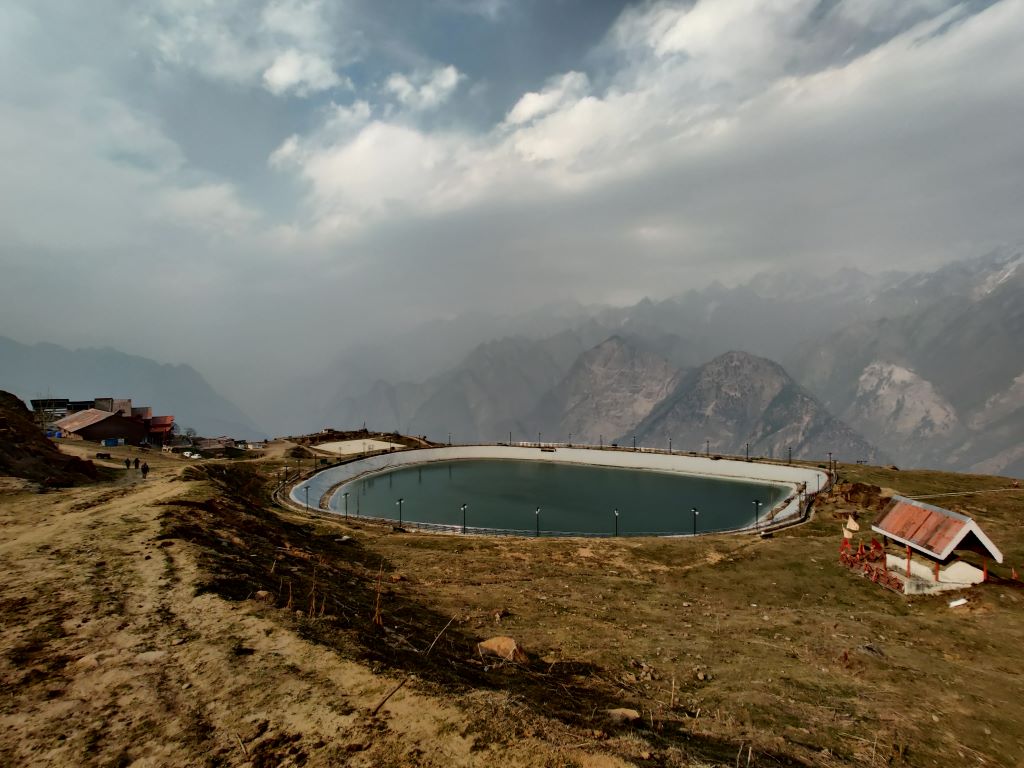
[1,441,1023,767]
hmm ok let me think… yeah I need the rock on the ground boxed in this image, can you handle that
[476,636,529,663]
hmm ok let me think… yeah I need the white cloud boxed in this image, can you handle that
[263,49,344,96]
[158,183,257,234]
[137,0,347,97]
[504,71,590,125]
[269,0,1024,263]
[384,65,463,111]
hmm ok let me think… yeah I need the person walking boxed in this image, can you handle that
[133,457,140,470]
[124,457,131,470]
[140,462,150,480]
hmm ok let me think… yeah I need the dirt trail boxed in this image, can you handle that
[0,464,634,767]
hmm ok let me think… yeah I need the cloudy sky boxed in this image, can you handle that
[2,0,1023,389]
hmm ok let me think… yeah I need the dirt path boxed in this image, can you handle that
[0,466,634,768]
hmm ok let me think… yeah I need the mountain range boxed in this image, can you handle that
[3,249,1020,476]
[322,249,1022,475]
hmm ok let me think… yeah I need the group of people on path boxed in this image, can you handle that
[123,456,150,479]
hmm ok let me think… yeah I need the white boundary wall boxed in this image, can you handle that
[291,446,829,533]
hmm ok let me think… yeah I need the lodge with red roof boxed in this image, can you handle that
[34,397,175,446]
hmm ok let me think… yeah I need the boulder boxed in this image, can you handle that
[604,708,641,724]
[476,636,529,663]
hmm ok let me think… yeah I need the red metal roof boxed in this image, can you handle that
[54,408,117,432]
[150,415,174,426]
[872,495,1003,563]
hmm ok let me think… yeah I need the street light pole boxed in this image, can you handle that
[745,442,750,461]
[535,507,540,537]
[788,445,792,465]
[632,435,636,451]
[706,439,710,457]
[305,485,309,510]
[691,507,698,536]
[396,497,404,527]
[669,437,672,454]
[614,508,619,537]
[448,432,452,446]
[343,491,349,519]
[752,499,762,530]
[461,503,467,534]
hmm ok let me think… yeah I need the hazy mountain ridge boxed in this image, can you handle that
[527,336,683,445]
[0,337,263,439]
[318,251,1023,473]
[791,251,1024,475]
[632,351,881,462]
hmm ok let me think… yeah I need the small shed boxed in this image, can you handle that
[872,496,1002,564]
[871,495,1003,593]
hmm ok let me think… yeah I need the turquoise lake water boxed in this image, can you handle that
[333,459,787,536]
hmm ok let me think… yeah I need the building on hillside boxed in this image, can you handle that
[871,495,1003,594]
[54,408,148,445]
[29,398,70,419]
[196,436,235,451]
[42,396,175,446]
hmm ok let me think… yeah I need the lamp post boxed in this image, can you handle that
[691,506,698,536]
[788,445,792,465]
[614,508,619,537]
[706,439,710,457]
[632,435,636,451]
[305,485,309,510]
[535,507,540,537]
[509,430,512,445]
[448,432,452,446]
[343,491,349,519]
[752,499,762,530]
[461,503,467,534]
[828,451,833,473]
[600,434,603,448]
[568,432,572,447]
[669,437,672,454]
[538,431,542,447]
[745,442,750,461]
[396,497,404,527]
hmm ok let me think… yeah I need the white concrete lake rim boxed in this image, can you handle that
[289,445,830,535]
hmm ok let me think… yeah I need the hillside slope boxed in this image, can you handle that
[0,391,96,486]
